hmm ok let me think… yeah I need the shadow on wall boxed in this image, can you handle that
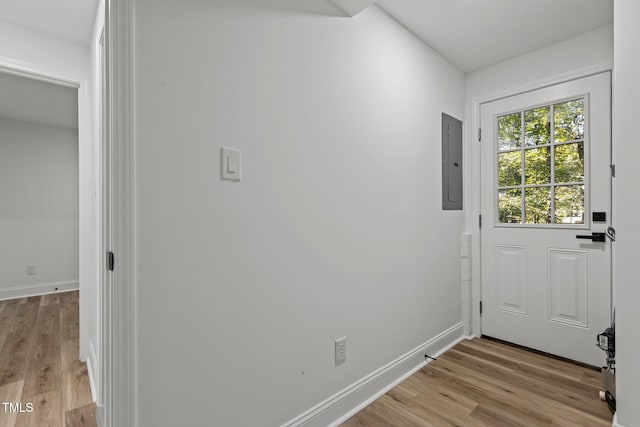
[191,0,349,17]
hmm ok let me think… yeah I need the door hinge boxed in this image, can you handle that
[610,164,616,178]
[480,301,483,315]
[478,128,482,142]
[108,251,115,272]
[479,214,482,229]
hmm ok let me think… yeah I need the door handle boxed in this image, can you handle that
[576,232,606,242]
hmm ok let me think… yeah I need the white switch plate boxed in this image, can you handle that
[221,147,241,181]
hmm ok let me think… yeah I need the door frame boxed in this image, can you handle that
[103,0,136,425]
[0,1,138,424]
[467,62,613,339]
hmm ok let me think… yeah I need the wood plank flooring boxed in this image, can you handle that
[342,338,613,427]
[0,292,96,427]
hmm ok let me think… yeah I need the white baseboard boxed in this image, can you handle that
[87,341,98,403]
[0,280,79,301]
[613,413,623,427]
[283,322,466,427]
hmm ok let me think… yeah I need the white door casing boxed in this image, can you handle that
[480,72,611,366]
[104,0,136,424]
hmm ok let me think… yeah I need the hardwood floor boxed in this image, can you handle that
[0,291,96,427]
[342,338,613,427]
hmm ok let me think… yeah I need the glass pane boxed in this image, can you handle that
[498,189,522,223]
[555,143,584,183]
[554,99,584,142]
[525,187,552,224]
[555,185,585,224]
[498,113,521,151]
[524,106,550,146]
[524,147,551,185]
[498,151,522,187]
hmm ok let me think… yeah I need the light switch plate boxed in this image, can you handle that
[221,147,241,181]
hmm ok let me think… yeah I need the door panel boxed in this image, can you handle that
[480,72,611,366]
[495,245,527,315]
[548,248,588,327]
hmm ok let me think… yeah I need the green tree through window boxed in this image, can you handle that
[497,99,585,225]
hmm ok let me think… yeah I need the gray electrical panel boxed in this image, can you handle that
[442,113,463,210]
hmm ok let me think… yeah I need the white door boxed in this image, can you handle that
[480,72,611,366]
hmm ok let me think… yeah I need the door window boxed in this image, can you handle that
[496,98,586,225]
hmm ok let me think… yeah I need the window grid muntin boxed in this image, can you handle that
[496,97,586,226]
[550,103,556,224]
[496,139,583,154]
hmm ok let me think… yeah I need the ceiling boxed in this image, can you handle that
[0,73,78,129]
[0,0,94,127]
[375,0,614,72]
[0,0,98,45]
[0,1,613,131]
[0,0,613,74]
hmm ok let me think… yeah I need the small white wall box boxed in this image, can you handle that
[221,147,241,181]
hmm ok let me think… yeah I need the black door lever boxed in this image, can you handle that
[576,232,606,242]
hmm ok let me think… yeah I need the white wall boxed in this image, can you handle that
[465,24,613,101]
[133,1,464,425]
[0,19,89,82]
[0,118,79,294]
[463,24,614,335]
[613,1,640,425]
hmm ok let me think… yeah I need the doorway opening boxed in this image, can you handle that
[0,65,102,426]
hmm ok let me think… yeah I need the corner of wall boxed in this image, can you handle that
[328,0,375,17]
[460,233,472,336]
[284,323,465,427]
[613,413,623,427]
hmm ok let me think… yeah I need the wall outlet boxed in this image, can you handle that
[335,337,346,366]
[26,265,36,275]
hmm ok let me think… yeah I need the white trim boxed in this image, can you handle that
[78,77,91,364]
[283,323,466,427]
[105,0,136,426]
[0,56,80,88]
[95,6,107,417]
[613,413,623,427]
[468,62,613,338]
[86,342,98,403]
[0,281,79,301]
[95,406,105,427]
[474,62,612,107]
